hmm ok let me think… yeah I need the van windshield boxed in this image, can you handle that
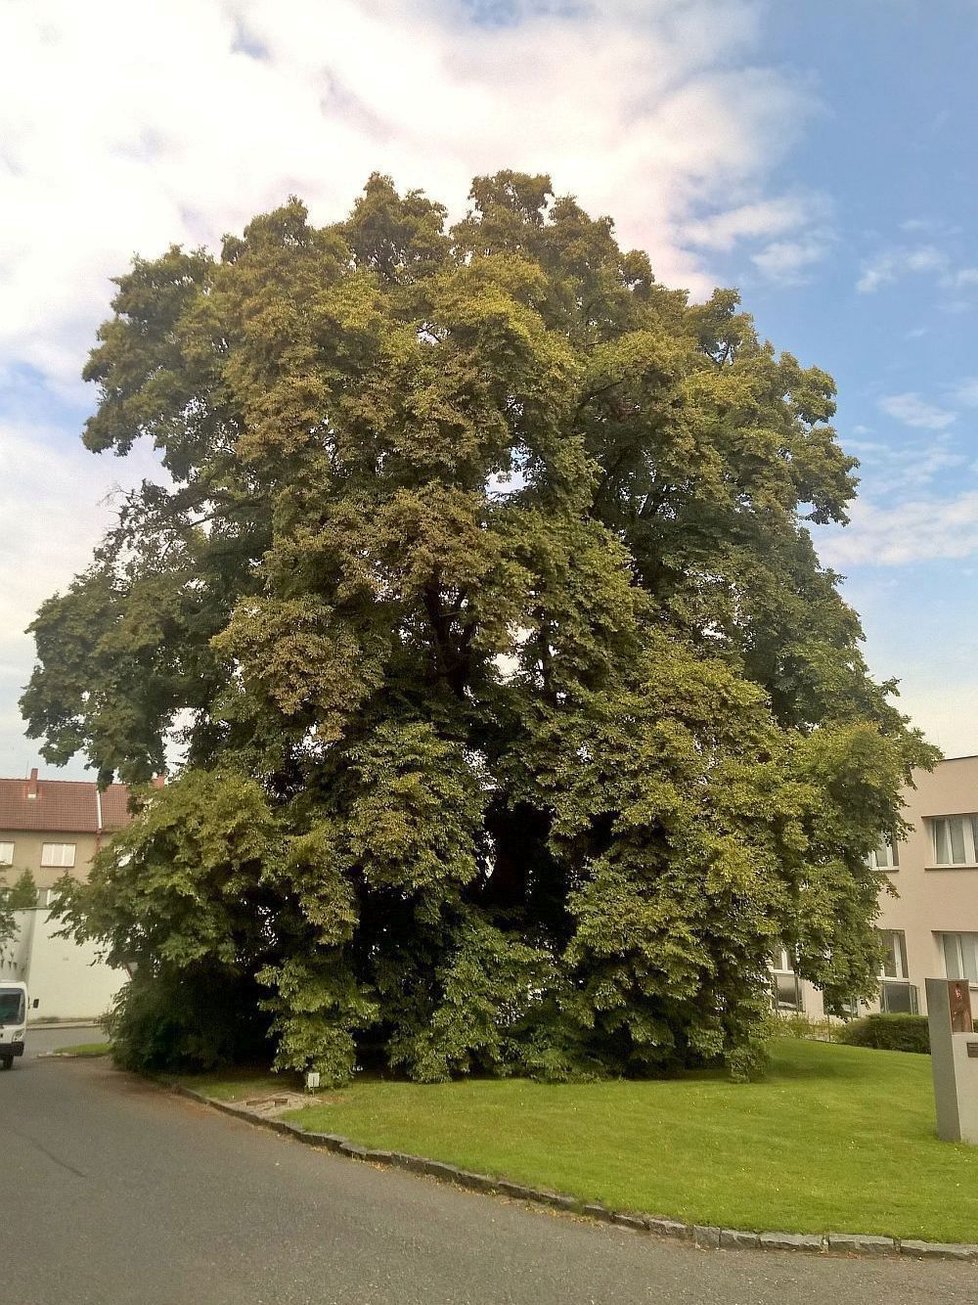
[0,990,25,1024]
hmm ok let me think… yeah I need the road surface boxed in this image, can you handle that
[2,1030,974,1304]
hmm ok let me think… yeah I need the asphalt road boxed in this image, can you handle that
[1,1029,975,1305]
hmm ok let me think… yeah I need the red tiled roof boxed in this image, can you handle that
[0,773,133,833]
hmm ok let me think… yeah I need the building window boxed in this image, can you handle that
[941,932,978,985]
[929,815,978,866]
[40,842,76,868]
[0,842,13,865]
[880,930,908,980]
[868,836,899,870]
[878,929,918,1012]
[771,947,803,1012]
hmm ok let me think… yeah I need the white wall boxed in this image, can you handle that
[0,907,126,1021]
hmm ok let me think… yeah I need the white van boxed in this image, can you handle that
[0,982,28,1069]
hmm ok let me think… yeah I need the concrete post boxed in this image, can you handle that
[926,977,978,1143]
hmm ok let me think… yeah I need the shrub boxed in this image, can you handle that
[105,966,273,1073]
[774,1014,839,1042]
[837,1013,930,1054]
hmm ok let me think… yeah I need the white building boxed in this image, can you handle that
[0,769,131,1020]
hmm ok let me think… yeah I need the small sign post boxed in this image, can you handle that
[926,978,978,1143]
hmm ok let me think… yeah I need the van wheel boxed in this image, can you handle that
[1,1055,13,1070]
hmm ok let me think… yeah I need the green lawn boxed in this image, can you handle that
[263,1040,978,1244]
[175,1070,304,1102]
[55,1041,112,1057]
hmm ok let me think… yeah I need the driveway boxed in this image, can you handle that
[3,1046,974,1304]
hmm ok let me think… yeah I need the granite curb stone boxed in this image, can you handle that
[532,1192,579,1212]
[692,1225,721,1249]
[164,1081,978,1263]
[455,1169,498,1192]
[646,1218,692,1242]
[611,1213,649,1233]
[900,1240,978,1261]
[338,1142,373,1160]
[720,1229,761,1250]
[496,1180,543,1202]
[760,1232,825,1253]
[826,1234,897,1256]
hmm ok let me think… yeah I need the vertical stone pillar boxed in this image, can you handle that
[926,977,978,1143]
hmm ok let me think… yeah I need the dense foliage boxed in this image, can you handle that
[838,1013,932,1054]
[26,173,936,1080]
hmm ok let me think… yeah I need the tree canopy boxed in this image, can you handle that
[25,172,937,1079]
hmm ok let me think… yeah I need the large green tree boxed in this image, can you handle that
[25,173,936,1079]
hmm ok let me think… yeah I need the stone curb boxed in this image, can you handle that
[42,1049,111,1059]
[167,1084,978,1262]
[28,1019,104,1030]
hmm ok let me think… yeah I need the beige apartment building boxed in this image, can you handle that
[774,754,978,1020]
[0,768,132,1019]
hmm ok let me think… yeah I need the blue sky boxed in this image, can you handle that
[1,0,976,775]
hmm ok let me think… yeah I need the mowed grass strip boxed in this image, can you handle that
[172,1070,303,1102]
[276,1040,978,1244]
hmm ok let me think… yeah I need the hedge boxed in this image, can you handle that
[837,1013,931,1055]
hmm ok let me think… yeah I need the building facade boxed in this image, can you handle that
[777,755,978,1020]
[0,768,132,1020]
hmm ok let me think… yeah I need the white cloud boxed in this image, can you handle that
[683,196,812,251]
[0,0,820,390]
[751,231,831,285]
[0,0,828,773]
[856,242,978,298]
[878,392,957,431]
[821,426,978,571]
[898,216,961,238]
[682,192,834,282]
[952,378,978,407]
[856,244,946,294]
[845,432,967,496]
[819,492,978,568]
[0,417,162,774]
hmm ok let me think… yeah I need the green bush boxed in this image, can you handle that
[105,966,273,1073]
[774,1014,839,1042]
[837,1013,931,1054]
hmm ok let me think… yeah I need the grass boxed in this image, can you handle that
[55,1041,112,1057]
[181,1039,978,1243]
[173,1069,305,1102]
